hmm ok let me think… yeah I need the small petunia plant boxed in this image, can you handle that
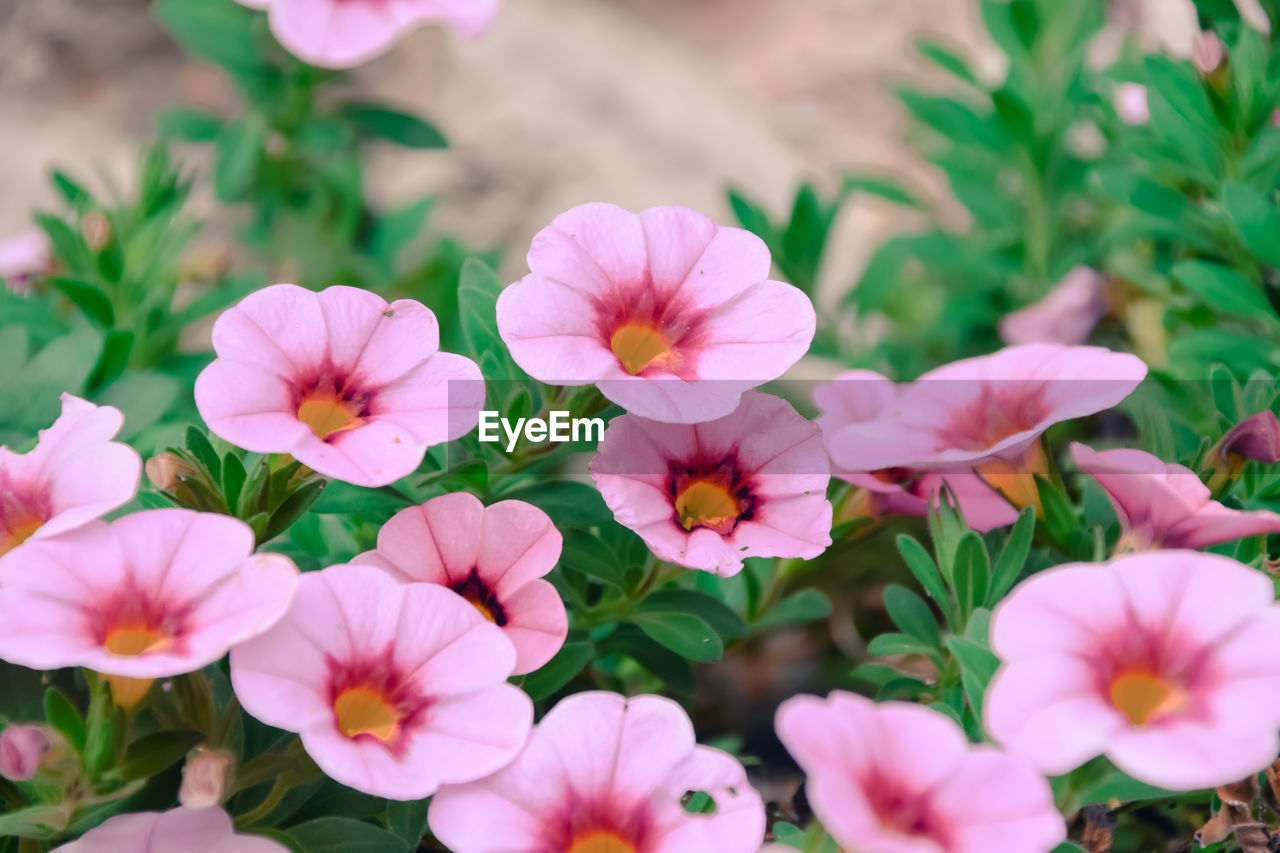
[8,1,1280,852]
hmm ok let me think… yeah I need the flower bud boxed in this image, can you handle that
[1192,31,1225,75]
[1219,411,1280,465]
[81,212,112,252]
[179,747,234,809]
[0,725,51,781]
[1115,83,1149,125]
[146,452,197,492]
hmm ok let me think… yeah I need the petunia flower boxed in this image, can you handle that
[986,551,1280,790]
[0,510,297,690]
[230,563,532,800]
[0,229,51,295]
[814,371,1019,533]
[777,691,1065,853]
[589,391,832,576]
[1071,443,1280,551]
[497,203,816,424]
[998,267,1108,347]
[195,284,483,488]
[1216,410,1280,465]
[428,691,765,853]
[52,807,290,853]
[234,0,499,69]
[0,725,51,782]
[0,394,140,556]
[825,344,1147,475]
[352,492,567,675]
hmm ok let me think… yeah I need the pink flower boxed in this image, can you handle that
[195,284,483,488]
[814,371,1019,533]
[352,493,567,675]
[1192,31,1225,75]
[986,551,1280,790]
[180,747,234,809]
[999,267,1108,347]
[0,230,50,294]
[826,344,1147,473]
[1071,443,1280,550]
[429,691,765,853]
[0,394,141,555]
[230,563,531,800]
[1115,83,1150,124]
[234,0,499,69]
[776,691,1064,853]
[52,807,289,853]
[497,203,816,424]
[1217,411,1280,465]
[0,725,51,781]
[589,391,832,576]
[0,509,297,678]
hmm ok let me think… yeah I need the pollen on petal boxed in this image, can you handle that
[569,833,637,853]
[675,480,740,533]
[334,686,400,743]
[1110,671,1182,726]
[610,324,669,375]
[297,394,361,441]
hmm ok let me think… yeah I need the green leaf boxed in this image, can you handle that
[500,480,612,528]
[186,426,222,483]
[558,530,629,589]
[636,590,749,640]
[384,800,429,848]
[35,213,91,272]
[89,330,134,390]
[753,588,832,630]
[214,116,267,202]
[630,612,723,662]
[339,104,448,149]
[94,372,180,442]
[1171,260,1276,320]
[841,174,923,208]
[309,481,413,516]
[458,258,509,366]
[287,817,410,853]
[1035,475,1076,548]
[371,199,433,270]
[50,171,91,207]
[896,534,951,612]
[916,39,979,85]
[945,635,1000,718]
[598,623,696,692]
[153,0,265,74]
[1222,181,1280,269]
[520,641,594,701]
[158,107,224,142]
[42,688,86,752]
[262,480,326,543]
[953,532,990,617]
[726,189,776,246]
[49,277,114,327]
[882,585,941,647]
[222,453,247,513]
[867,632,941,662]
[117,729,202,781]
[989,506,1034,605]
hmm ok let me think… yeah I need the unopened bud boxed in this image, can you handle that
[179,746,234,809]
[146,452,198,492]
[81,212,112,252]
[1219,411,1280,465]
[1192,32,1225,75]
[0,725,51,781]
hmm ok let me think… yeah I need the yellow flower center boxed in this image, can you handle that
[610,324,669,375]
[1,515,45,556]
[462,594,496,623]
[1109,671,1182,726]
[297,393,361,440]
[674,480,740,533]
[568,833,636,853]
[103,625,171,657]
[334,686,400,743]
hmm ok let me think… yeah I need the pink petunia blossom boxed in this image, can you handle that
[230,563,532,800]
[825,344,1147,474]
[0,510,297,679]
[999,267,1108,347]
[352,492,567,675]
[195,284,483,488]
[0,725,51,782]
[590,391,832,576]
[0,394,141,556]
[497,203,816,424]
[234,0,499,69]
[52,807,289,853]
[0,229,51,294]
[1071,443,1280,550]
[1216,410,1280,465]
[429,691,765,853]
[776,691,1065,853]
[814,371,1019,533]
[986,551,1280,790]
